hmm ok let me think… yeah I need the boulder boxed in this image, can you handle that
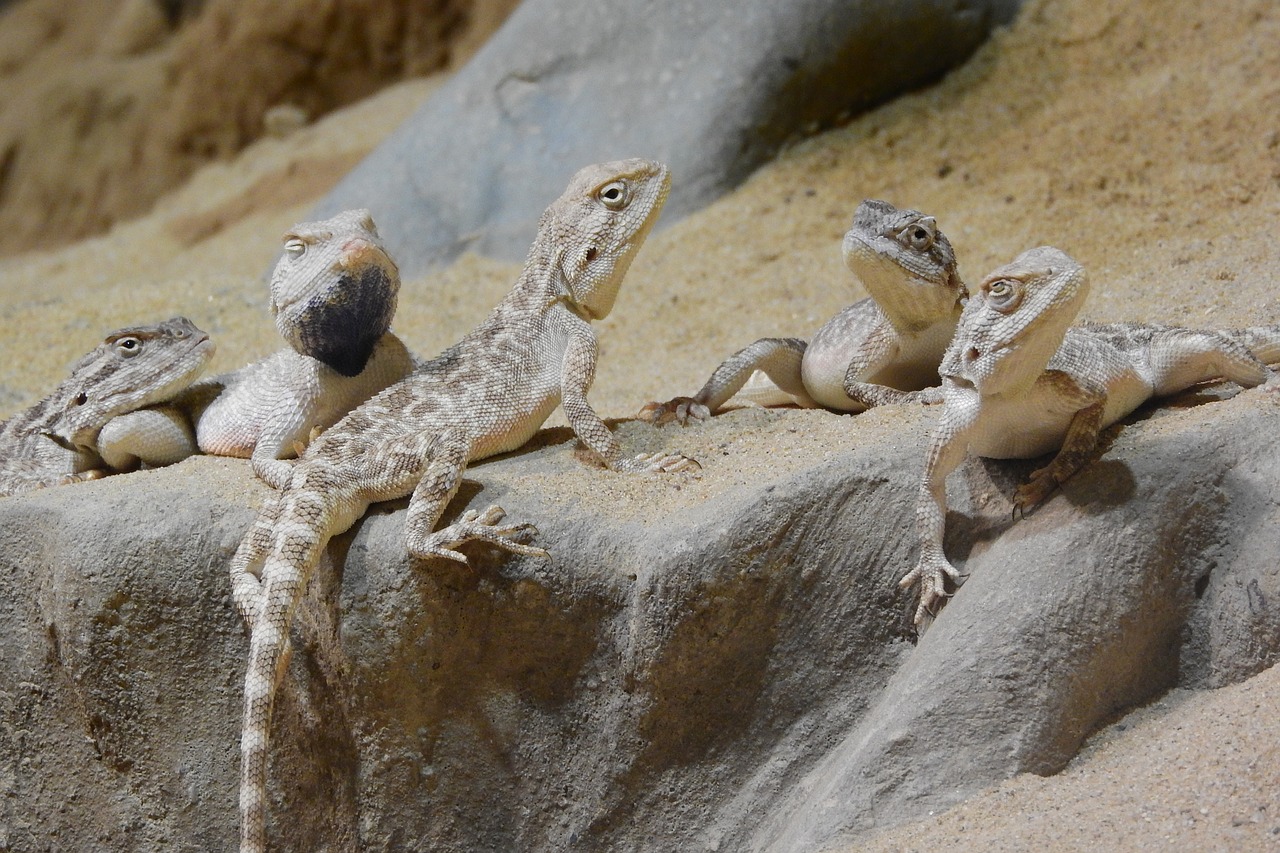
[315,0,1024,275]
[1,387,1276,851]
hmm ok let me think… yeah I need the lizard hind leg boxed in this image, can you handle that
[230,495,284,628]
[1148,329,1269,395]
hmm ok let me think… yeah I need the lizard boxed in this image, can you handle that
[0,316,214,497]
[190,209,416,489]
[227,159,695,853]
[639,198,966,424]
[901,245,1280,627]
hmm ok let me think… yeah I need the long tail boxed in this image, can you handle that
[238,490,333,853]
[1231,325,1280,365]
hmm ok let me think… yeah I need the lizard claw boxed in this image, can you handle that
[899,556,964,629]
[60,469,107,485]
[618,451,702,474]
[412,505,550,563]
[637,397,711,426]
[1013,466,1058,515]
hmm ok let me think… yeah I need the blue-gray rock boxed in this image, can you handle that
[315,0,1023,275]
[1,388,1276,851]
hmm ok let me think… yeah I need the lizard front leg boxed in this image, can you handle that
[639,337,812,425]
[900,389,977,628]
[565,329,698,472]
[402,429,547,562]
[841,327,940,408]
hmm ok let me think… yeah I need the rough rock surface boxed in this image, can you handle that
[2,382,1276,851]
[314,0,1023,275]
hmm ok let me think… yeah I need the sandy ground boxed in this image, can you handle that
[1,0,1278,848]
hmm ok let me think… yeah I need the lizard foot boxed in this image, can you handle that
[898,556,964,628]
[60,469,108,486]
[616,451,702,474]
[1013,467,1059,516]
[412,505,550,563]
[637,397,711,426]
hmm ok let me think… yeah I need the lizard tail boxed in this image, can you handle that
[238,492,333,853]
[1232,325,1280,365]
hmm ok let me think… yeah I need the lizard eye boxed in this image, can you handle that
[284,238,306,259]
[986,279,1023,313]
[597,181,629,210]
[73,392,88,406]
[115,337,143,357]
[897,221,935,251]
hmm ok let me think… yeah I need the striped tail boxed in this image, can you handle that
[238,487,335,853]
[1232,325,1280,365]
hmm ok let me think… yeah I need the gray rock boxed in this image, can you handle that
[314,0,1023,276]
[1,389,1276,851]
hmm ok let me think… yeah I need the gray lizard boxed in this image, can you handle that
[191,209,416,489]
[0,316,214,497]
[640,198,965,423]
[903,246,1280,627]
[228,159,694,853]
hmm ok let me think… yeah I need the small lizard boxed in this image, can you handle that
[228,159,693,852]
[0,316,214,497]
[640,198,965,423]
[902,246,1280,627]
[192,210,416,489]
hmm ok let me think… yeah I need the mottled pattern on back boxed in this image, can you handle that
[0,317,214,496]
[229,160,693,853]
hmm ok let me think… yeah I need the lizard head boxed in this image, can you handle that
[269,209,400,376]
[546,158,671,322]
[52,316,215,447]
[841,199,965,334]
[941,246,1089,397]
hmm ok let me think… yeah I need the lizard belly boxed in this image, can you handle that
[969,371,1151,459]
[968,380,1085,459]
[472,393,562,460]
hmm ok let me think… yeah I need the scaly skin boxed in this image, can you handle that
[191,210,416,489]
[903,247,1279,627]
[0,317,214,497]
[639,199,965,424]
[229,159,695,853]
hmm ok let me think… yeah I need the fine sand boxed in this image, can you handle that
[1,0,1278,848]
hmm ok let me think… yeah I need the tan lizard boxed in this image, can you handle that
[0,316,214,497]
[640,198,965,423]
[191,209,416,489]
[228,159,693,852]
[903,246,1280,627]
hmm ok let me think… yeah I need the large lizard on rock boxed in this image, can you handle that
[229,159,694,853]
[640,198,966,423]
[0,316,214,497]
[902,246,1280,627]
[191,209,416,489]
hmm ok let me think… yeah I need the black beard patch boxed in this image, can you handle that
[294,265,398,377]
